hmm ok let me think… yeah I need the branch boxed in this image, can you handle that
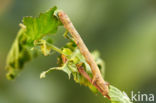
[58,11,109,97]
[76,64,110,99]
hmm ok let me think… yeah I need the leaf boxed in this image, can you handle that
[22,6,62,45]
[6,28,31,79]
[5,7,61,79]
[34,39,52,56]
[40,61,71,79]
[109,85,132,103]
[91,50,105,78]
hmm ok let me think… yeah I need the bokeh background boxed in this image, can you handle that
[0,0,156,103]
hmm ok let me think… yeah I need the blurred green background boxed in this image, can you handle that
[0,0,156,103]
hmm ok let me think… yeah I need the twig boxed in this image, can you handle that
[58,11,109,97]
[76,64,110,99]
[76,64,103,93]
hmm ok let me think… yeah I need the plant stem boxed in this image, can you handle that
[76,64,104,93]
[47,43,64,54]
[76,64,110,99]
[58,11,109,97]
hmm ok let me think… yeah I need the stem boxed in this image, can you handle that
[47,43,64,54]
[58,11,109,97]
[76,64,110,99]
[76,64,103,92]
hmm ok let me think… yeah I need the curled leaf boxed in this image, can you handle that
[40,61,71,79]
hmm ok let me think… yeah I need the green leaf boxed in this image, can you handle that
[6,28,31,80]
[22,6,62,45]
[40,61,71,79]
[109,85,132,103]
[5,7,61,79]
[91,50,105,78]
[34,39,52,56]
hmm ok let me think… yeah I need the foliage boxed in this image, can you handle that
[5,6,61,79]
[5,6,132,103]
[40,41,105,93]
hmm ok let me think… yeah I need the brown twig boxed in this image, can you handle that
[58,11,109,97]
[76,64,110,99]
[76,64,103,93]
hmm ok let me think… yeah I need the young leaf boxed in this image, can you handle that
[109,85,132,103]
